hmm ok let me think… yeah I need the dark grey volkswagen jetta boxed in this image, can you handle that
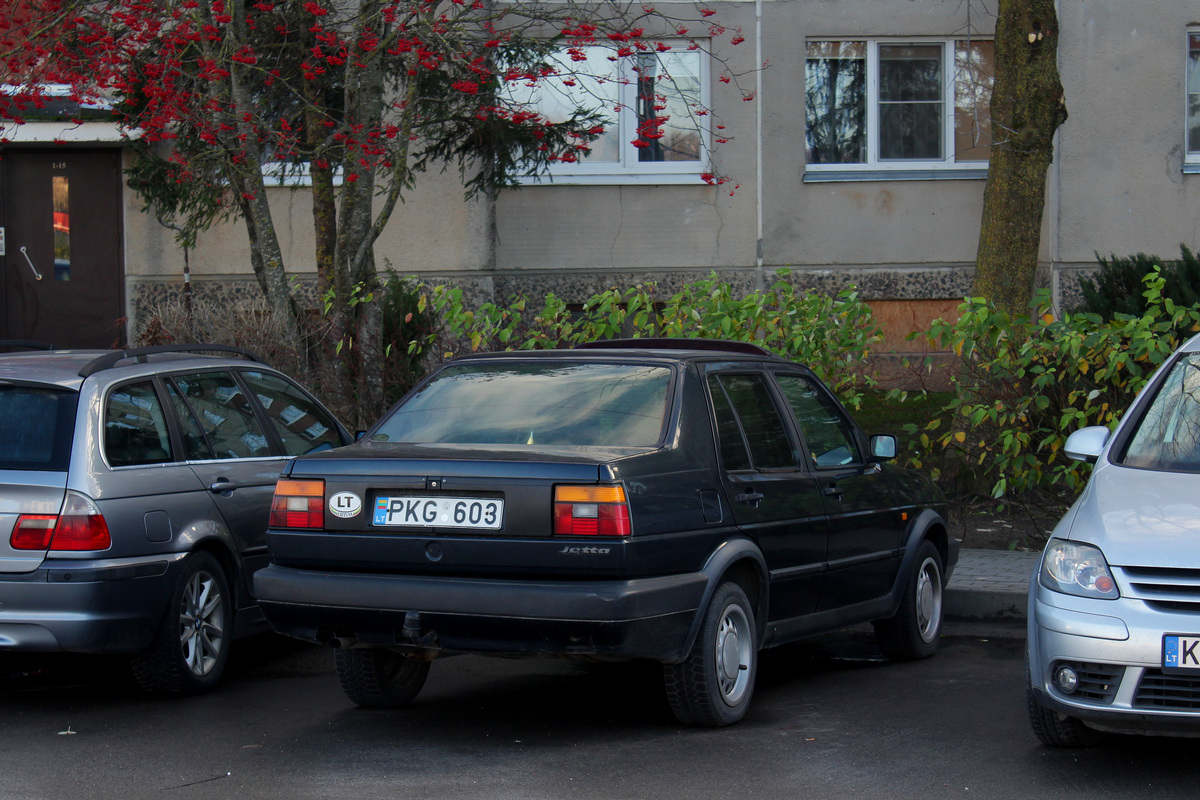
[255,339,954,725]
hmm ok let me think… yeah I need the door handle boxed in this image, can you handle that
[19,247,43,281]
[823,483,844,500]
[209,478,238,494]
[735,491,764,505]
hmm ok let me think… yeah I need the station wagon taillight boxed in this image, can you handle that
[11,491,112,551]
[553,485,631,537]
[271,480,325,529]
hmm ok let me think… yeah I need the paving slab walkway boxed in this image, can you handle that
[945,548,1042,621]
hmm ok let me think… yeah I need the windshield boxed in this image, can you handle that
[372,361,672,447]
[1121,353,1200,471]
[0,385,78,470]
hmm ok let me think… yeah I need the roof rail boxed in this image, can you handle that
[79,344,263,378]
[0,340,55,352]
[575,338,775,357]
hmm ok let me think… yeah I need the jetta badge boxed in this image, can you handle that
[329,491,363,519]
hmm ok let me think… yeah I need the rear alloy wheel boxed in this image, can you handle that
[874,540,944,661]
[335,647,431,708]
[1026,658,1103,747]
[132,551,232,694]
[664,581,758,726]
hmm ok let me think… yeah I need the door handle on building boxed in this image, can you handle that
[19,247,43,280]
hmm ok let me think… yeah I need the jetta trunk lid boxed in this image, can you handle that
[285,441,636,538]
[269,442,653,577]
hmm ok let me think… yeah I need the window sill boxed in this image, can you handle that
[1183,162,1200,174]
[803,168,988,183]
[513,172,709,187]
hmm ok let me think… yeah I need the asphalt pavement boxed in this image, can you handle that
[947,547,1041,621]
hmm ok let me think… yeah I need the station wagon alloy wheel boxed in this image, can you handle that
[180,567,226,677]
[132,552,233,694]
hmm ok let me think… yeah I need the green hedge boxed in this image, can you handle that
[416,270,883,408]
[910,270,1200,497]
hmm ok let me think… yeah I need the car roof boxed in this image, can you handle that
[0,345,268,390]
[452,339,791,365]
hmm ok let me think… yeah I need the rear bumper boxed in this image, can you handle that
[254,564,707,662]
[0,556,179,653]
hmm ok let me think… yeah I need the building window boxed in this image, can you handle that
[1188,32,1200,168]
[506,44,710,184]
[805,38,993,178]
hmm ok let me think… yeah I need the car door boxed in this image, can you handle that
[93,378,222,563]
[773,371,904,609]
[164,369,287,598]
[705,368,829,622]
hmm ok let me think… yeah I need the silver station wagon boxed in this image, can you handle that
[0,344,350,693]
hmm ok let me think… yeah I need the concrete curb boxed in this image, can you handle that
[945,549,1041,622]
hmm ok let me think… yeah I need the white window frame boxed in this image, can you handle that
[804,38,991,181]
[512,43,712,186]
[1186,29,1200,172]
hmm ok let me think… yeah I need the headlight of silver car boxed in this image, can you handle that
[1039,539,1120,600]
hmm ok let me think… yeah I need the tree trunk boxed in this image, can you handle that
[972,0,1067,317]
[329,0,389,427]
[225,0,300,339]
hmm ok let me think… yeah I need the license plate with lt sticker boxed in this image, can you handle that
[1163,634,1200,672]
[372,496,503,530]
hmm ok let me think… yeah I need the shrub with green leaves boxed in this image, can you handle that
[1080,245,1200,322]
[418,270,883,408]
[914,270,1200,498]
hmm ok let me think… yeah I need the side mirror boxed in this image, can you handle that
[1063,426,1111,464]
[869,434,897,462]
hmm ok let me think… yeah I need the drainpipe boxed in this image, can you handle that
[755,0,764,291]
[1050,0,1062,312]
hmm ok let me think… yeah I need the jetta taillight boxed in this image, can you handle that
[11,491,112,551]
[553,485,631,536]
[270,480,325,529]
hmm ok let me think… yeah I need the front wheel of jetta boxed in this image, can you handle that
[873,540,944,661]
[664,581,758,727]
[132,551,232,695]
[335,647,431,708]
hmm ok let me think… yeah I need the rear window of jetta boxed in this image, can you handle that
[0,385,78,470]
[371,361,673,447]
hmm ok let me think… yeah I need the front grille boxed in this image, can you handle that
[1135,670,1200,710]
[1052,661,1123,703]
[1118,566,1200,613]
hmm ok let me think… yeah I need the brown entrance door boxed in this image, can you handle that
[1,151,125,348]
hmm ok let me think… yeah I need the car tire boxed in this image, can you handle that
[131,551,232,695]
[664,581,758,727]
[335,647,431,708]
[873,540,944,661]
[1025,659,1103,747]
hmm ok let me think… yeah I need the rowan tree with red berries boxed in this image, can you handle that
[0,0,751,422]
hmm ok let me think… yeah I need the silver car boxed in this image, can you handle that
[0,344,349,693]
[1027,334,1200,744]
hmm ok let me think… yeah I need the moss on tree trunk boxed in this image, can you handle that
[972,0,1067,317]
